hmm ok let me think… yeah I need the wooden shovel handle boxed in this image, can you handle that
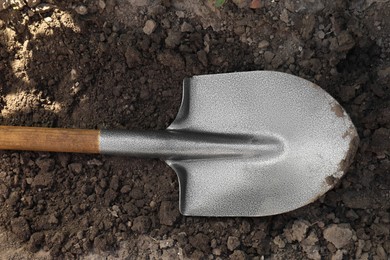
[0,126,100,154]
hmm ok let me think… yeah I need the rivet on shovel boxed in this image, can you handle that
[0,71,359,217]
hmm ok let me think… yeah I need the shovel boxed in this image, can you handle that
[0,71,358,217]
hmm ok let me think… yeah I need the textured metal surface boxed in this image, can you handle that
[100,71,358,217]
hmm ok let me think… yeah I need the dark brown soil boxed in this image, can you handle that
[0,0,389,259]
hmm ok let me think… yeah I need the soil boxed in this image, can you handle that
[0,0,389,259]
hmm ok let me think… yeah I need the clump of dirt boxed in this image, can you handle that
[0,0,389,259]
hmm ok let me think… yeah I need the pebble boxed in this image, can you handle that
[27,0,41,8]
[165,30,181,49]
[377,66,390,78]
[197,50,208,67]
[75,5,88,15]
[229,250,247,260]
[35,158,55,172]
[227,236,240,251]
[11,0,26,10]
[323,224,353,249]
[318,30,325,39]
[212,248,222,256]
[120,185,131,194]
[175,10,185,18]
[331,250,343,260]
[180,21,194,32]
[98,0,106,10]
[376,245,387,259]
[301,232,320,260]
[159,238,174,249]
[0,1,10,11]
[336,31,355,52]
[143,20,157,35]
[87,158,103,166]
[48,214,59,224]
[258,40,270,49]
[273,235,285,248]
[280,9,289,23]
[285,220,309,242]
[232,0,247,8]
[68,163,83,174]
[32,172,53,188]
[264,51,275,63]
[34,3,53,14]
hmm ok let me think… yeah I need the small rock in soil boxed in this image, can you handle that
[131,216,151,234]
[227,236,241,251]
[48,214,59,225]
[301,232,320,260]
[10,0,26,10]
[34,3,53,14]
[98,0,106,10]
[165,30,182,49]
[378,66,390,79]
[258,40,270,49]
[301,15,316,40]
[0,183,9,199]
[273,235,286,248]
[331,250,343,260]
[323,224,354,249]
[109,175,119,191]
[189,233,210,252]
[249,0,262,9]
[229,250,247,260]
[11,217,31,242]
[180,21,194,32]
[32,172,54,188]
[75,5,88,15]
[120,185,131,193]
[27,0,41,8]
[35,158,55,172]
[197,50,208,67]
[159,238,174,249]
[68,163,82,174]
[284,220,309,242]
[336,31,355,52]
[143,20,157,35]
[232,0,249,8]
[264,51,275,63]
[158,200,180,226]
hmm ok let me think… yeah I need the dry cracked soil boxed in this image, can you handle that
[0,0,389,259]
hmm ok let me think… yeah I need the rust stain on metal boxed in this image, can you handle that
[342,125,357,139]
[309,124,360,205]
[331,102,345,118]
[309,82,322,90]
[325,175,338,186]
[338,129,360,174]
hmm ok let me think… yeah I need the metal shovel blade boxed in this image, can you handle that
[163,71,358,217]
